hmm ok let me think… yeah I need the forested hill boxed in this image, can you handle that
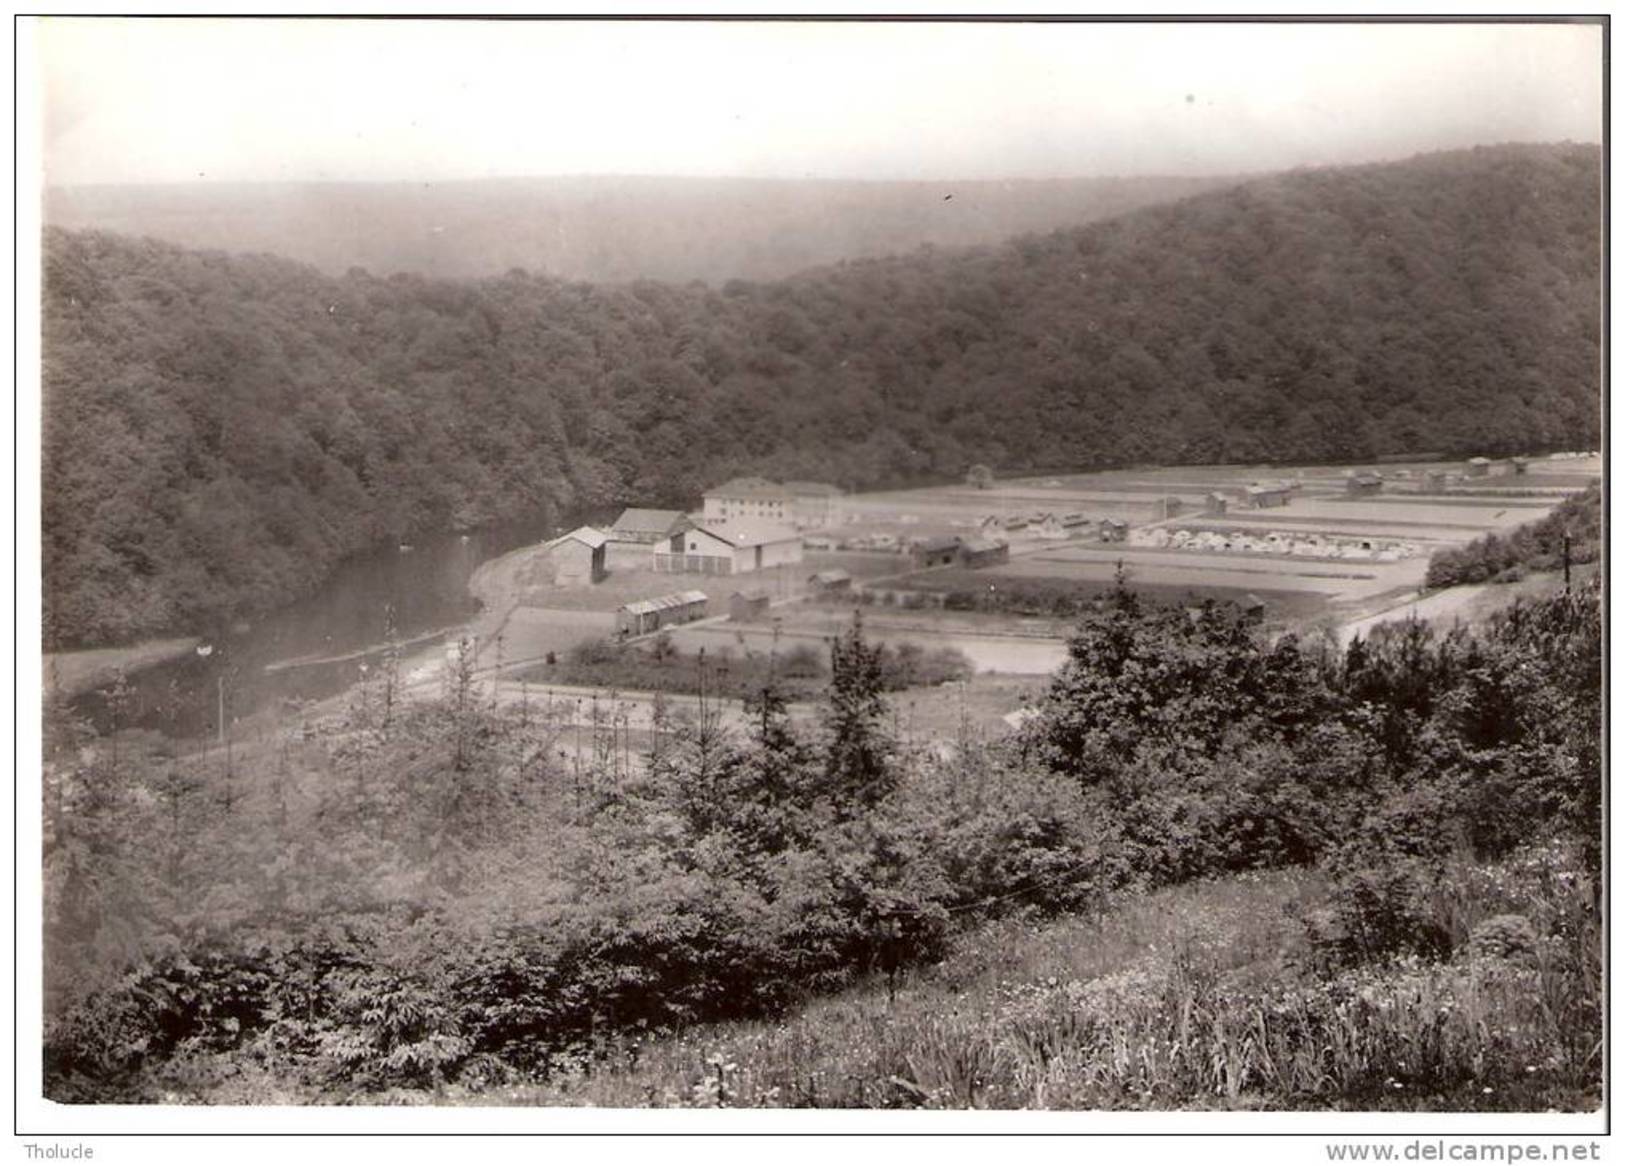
[45,173,1234,285]
[43,143,1601,648]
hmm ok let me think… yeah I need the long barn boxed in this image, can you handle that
[616,590,709,637]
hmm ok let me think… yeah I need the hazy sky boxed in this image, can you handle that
[33,18,1604,186]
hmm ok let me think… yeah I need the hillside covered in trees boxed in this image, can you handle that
[42,143,1601,648]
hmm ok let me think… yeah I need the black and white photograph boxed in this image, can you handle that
[19,12,1607,1147]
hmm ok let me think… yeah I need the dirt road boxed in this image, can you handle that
[1335,586,1488,646]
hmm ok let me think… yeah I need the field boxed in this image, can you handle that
[891,567,1338,625]
[821,454,1599,636]
[665,616,1071,678]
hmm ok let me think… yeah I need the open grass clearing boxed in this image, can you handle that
[1002,550,1415,600]
[665,619,1069,677]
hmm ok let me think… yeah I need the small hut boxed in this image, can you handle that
[728,588,772,623]
[913,535,962,568]
[545,526,609,586]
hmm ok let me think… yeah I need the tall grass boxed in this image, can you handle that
[423,850,1597,1111]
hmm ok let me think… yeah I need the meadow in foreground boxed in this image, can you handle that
[398,845,1594,1111]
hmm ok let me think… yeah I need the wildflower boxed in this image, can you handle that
[1483,1087,1495,1095]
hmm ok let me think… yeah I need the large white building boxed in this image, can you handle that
[702,477,792,525]
[703,477,844,530]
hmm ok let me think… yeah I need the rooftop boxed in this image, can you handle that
[611,507,687,534]
[548,525,609,550]
[690,519,802,547]
[622,590,709,616]
[960,537,1007,554]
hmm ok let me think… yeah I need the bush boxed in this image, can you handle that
[779,643,825,679]
[1309,859,1454,970]
[877,642,973,691]
[1426,483,1599,589]
[571,638,624,667]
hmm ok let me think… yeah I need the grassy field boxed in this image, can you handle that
[891,568,1336,625]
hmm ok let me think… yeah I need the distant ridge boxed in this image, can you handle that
[44,172,1236,284]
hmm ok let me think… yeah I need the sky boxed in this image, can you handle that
[32,18,1606,186]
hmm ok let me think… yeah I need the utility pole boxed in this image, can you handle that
[1563,531,1572,591]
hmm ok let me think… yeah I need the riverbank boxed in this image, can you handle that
[45,635,202,699]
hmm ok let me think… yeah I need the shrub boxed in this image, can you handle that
[571,637,623,667]
[1307,858,1453,970]
[1468,914,1538,962]
[779,643,825,679]
[1426,483,1599,589]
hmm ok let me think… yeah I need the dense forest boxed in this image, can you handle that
[43,143,1601,648]
[44,581,1602,1106]
[45,172,1234,285]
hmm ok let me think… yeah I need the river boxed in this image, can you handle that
[68,512,587,740]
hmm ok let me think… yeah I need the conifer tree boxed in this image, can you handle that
[822,613,896,813]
